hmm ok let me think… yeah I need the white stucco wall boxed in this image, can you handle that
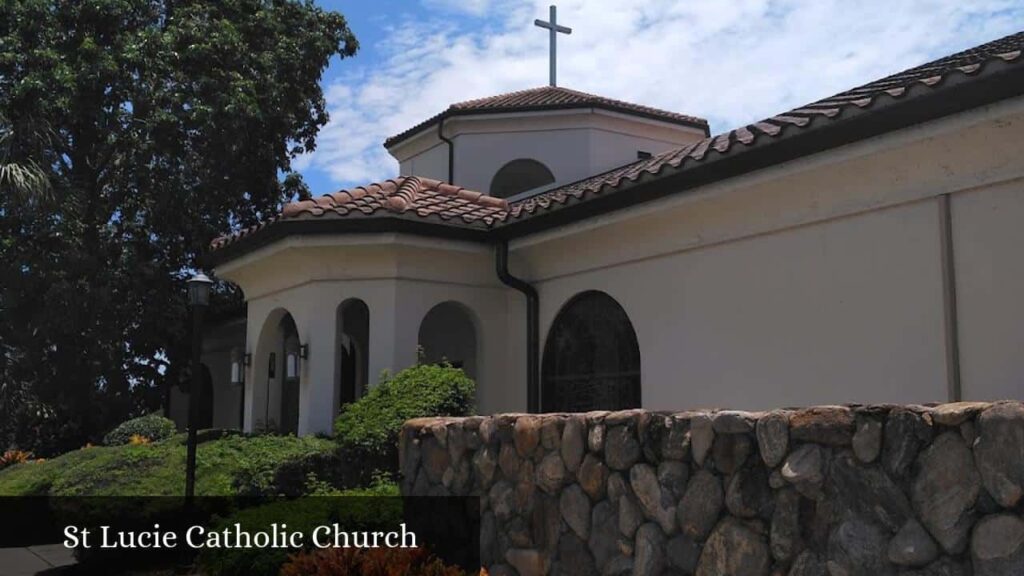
[453,128,592,193]
[216,237,517,435]
[530,199,948,409]
[513,96,1024,410]
[587,129,680,174]
[398,141,448,182]
[951,178,1024,400]
[391,110,705,194]
[211,95,1024,435]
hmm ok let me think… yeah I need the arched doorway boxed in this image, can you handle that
[252,309,301,434]
[279,316,301,435]
[542,291,641,412]
[336,299,369,414]
[418,301,478,380]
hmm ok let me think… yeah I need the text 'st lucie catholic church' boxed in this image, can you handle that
[169,23,1024,436]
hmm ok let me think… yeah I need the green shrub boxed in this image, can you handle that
[209,434,337,497]
[334,363,475,453]
[197,479,401,576]
[253,448,392,498]
[103,414,177,446]
[0,432,336,496]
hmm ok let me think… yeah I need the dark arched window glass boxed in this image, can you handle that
[279,314,300,435]
[337,298,370,413]
[418,301,478,380]
[489,159,555,198]
[542,291,641,412]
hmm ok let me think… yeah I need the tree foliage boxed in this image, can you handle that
[0,0,357,455]
[0,116,53,202]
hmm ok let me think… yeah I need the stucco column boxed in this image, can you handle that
[391,280,423,374]
[365,284,396,386]
[298,305,337,436]
[241,304,266,433]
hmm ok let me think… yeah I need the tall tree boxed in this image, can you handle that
[0,0,357,454]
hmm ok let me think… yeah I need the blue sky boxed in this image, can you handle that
[296,0,1024,195]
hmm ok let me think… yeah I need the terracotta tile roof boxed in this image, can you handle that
[384,86,710,148]
[209,30,1024,258]
[209,176,508,250]
[502,31,1024,225]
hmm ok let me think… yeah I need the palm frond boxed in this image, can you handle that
[0,119,54,202]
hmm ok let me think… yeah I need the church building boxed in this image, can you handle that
[171,30,1024,436]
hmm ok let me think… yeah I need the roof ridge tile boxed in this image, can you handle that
[386,85,708,147]
[386,176,422,212]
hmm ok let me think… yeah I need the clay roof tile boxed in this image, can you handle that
[211,30,1024,255]
[385,85,709,147]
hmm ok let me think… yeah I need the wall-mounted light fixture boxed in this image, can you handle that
[285,338,307,380]
[229,347,249,386]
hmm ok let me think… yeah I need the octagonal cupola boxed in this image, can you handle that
[384,86,708,200]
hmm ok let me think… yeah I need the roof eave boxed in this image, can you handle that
[202,215,494,269]
[384,103,711,149]
[492,60,1024,241]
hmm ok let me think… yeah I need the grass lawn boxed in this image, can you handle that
[0,433,335,496]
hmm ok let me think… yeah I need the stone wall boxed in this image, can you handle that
[399,402,1024,576]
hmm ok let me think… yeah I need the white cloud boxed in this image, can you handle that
[297,0,1024,189]
[421,0,494,17]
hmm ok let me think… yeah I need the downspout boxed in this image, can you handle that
[496,241,540,413]
[438,116,454,183]
[938,193,962,401]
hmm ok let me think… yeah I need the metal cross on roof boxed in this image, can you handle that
[534,5,572,87]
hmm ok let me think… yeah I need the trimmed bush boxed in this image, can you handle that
[103,413,177,446]
[334,363,475,453]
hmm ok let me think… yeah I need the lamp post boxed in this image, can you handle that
[185,272,213,501]
[230,347,250,430]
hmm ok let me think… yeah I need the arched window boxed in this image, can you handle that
[337,299,370,413]
[418,301,478,380]
[489,159,555,198]
[542,291,640,412]
[279,315,301,435]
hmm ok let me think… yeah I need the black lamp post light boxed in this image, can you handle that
[185,272,214,500]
